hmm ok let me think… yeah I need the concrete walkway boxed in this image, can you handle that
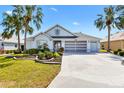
[48,53,124,88]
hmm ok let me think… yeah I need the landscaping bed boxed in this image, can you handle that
[113,49,124,57]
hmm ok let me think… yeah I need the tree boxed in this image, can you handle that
[94,6,118,52]
[1,6,23,52]
[114,5,124,30]
[22,5,43,51]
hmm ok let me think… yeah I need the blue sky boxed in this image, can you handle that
[0,5,121,38]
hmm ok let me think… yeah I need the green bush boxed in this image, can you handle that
[44,48,50,52]
[53,52,60,58]
[44,51,53,59]
[58,47,64,52]
[114,51,118,55]
[119,51,124,56]
[5,50,14,54]
[99,50,107,53]
[6,50,9,54]
[24,48,39,55]
[24,48,47,55]
[14,50,21,54]
[117,49,122,52]
[38,52,45,60]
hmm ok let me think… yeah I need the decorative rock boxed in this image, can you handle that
[13,57,17,60]
[48,58,54,61]
[35,56,38,60]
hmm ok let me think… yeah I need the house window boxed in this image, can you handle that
[55,29,60,35]
[1,43,4,46]
[37,40,47,49]
[15,44,17,47]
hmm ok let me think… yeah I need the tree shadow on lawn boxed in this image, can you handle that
[0,58,13,63]
[0,62,14,68]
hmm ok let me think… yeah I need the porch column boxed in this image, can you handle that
[87,40,90,52]
[97,40,100,52]
[61,40,65,48]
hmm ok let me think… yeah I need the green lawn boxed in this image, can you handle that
[0,56,60,88]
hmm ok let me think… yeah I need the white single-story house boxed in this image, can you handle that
[0,34,24,51]
[26,24,101,53]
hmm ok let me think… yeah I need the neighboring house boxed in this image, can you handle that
[0,34,24,51]
[26,24,101,53]
[101,32,124,51]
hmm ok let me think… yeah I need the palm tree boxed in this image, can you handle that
[1,6,23,52]
[95,6,118,52]
[114,5,124,30]
[22,5,43,51]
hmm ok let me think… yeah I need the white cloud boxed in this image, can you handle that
[6,10,12,15]
[73,22,80,26]
[50,7,58,12]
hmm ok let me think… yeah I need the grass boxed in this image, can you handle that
[0,56,60,88]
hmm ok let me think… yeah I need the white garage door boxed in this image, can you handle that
[65,41,87,53]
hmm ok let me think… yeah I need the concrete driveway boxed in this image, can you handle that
[48,53,124,88]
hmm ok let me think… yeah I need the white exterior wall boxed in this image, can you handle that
[26,39,34,49]
[87,40,91,52]
[26,34,53,50]
[97,41,100,51]
[0,41,3,49]
[4,43,17,50]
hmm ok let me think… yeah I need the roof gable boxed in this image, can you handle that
[44,24,76,37]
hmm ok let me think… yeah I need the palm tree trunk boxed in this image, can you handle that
[17,31,21,52]
[24,31,27,51]
[107,26,111,52]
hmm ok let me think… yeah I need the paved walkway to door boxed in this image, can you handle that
[48,53,124,88]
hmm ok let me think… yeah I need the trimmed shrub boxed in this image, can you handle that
[99,50,107,53]
[24,48,39,55]
[44,48,50,52]
[58,47,64,53]
[14,50,21,54]
[6,50,10,54]
[114,51,118,55]
[5,50,14,54]
[38,52,45,60]
[0,50,4,54]
[117,49,122,52]
[53,52,60,58]
[44,51,53,59]
[24,48,48,55]
[119,51,124,56]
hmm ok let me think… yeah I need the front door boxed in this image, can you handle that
[53,41,61,51]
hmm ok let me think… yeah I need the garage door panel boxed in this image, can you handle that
[65,41,87,52]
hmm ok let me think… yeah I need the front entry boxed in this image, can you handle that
[53,41,61,51]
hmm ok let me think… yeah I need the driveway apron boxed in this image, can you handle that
[48,53,124,88]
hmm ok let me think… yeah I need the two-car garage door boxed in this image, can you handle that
[65,41,87,53]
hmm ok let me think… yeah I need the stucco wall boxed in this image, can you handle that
[101,40,124,51]
[26,34,53,50]
[3,43,17,50]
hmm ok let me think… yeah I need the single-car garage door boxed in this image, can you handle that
[90,41,97,52]
[65,41,87,53]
